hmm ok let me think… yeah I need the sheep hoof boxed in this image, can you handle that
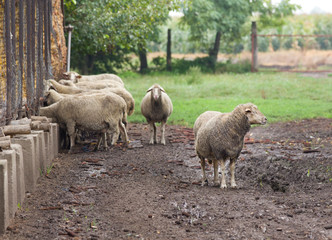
[161,140,166,145]
[201,179,208,186]
[220,183,227,189]
[149,140,155,145]
[231,184,237,189]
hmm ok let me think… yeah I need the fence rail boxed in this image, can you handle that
[0,0,53,127]
[251,21,332,72]
[256,34,332,38]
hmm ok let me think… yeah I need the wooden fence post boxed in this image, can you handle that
[251,21,258,72]
[166,28,172,71]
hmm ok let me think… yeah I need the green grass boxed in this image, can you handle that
[120,71,332,127]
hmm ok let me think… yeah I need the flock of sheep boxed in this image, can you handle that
[41,72,267,189]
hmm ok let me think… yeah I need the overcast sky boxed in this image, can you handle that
[170,0,332,16]
[272,0,332,14]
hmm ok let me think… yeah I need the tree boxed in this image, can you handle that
[181,0,299,69]
[64,0,183,73]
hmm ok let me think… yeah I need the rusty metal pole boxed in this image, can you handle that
[166,28,172,71]
[251,21,258,72]
[65,24,74,72]
[4,0,13,123]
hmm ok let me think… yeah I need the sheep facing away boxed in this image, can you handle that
[140,84,173,145]
[194,103,267,188]
[40,93,129,153]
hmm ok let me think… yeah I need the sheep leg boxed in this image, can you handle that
[95,135,103,151]
[66,121,76,154]
[230,158,237,188]
[75,129,84,144]
[95,133,108,151]
[102,132,108,150]
[200,157,208,186]
[118,120,129,144]
[111,127,120,145]
[213,159,220,187]
[149,122,157,144]
[220,160,227,189]
[106,131,113,146]
[160,121,166,145]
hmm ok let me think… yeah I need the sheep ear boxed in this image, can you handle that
[245,108,252,113]
[160,87,166,93]
[146,87,153,93]
[63,72,69,76]
[76,74,82,79]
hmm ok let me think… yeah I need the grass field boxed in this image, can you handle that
[120,71,332,127]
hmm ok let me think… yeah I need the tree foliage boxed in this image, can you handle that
[64,0,183,73]
[181,0,250,43]
[180,0,299,53]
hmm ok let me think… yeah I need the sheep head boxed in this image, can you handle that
[63,71,81,82]
[147,84,165,102]
[243,103,267,125]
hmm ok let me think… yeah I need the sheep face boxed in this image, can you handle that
[147,84,165,102]
[63,71,81,82]
[244,104,267,125]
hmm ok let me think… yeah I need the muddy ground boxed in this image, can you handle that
[2,118,332,240]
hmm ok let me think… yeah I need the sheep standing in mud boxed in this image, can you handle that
[40,93,129,153]
[194,103,267,188]
[141,84,173,145]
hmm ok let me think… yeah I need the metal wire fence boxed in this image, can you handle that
[0,0,53,127]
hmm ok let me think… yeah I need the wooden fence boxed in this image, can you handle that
[251,21,332,72]
[0,0,65,127]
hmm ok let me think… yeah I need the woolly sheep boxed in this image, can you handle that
[101,87,135,116]
[43,89,130,148]
[45,86,134,117]
[40,93,129,153]
[140,84,173,145]
[63,71,124,86]
[49,79,83,94]
[75,80,124,90]
[44,89,64,106]
[194,103,267,188]
[193,111,222,137]
[49,79,123,93]
[58,79,77,87]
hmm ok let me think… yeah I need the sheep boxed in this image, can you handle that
[75,80,124,90]
[101,87,135,116]
[45,86,134,117]
[194,103,267,188]
[140,84,173,145]
[43,88,131,146]
[39,93,129,153]
[49,79,83,94]
[44,89,64,106]
[43,89,130,147]
[58,79,77,87]
[193,111,222,137]
[63,71,124,86]
[49,79,123,93]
